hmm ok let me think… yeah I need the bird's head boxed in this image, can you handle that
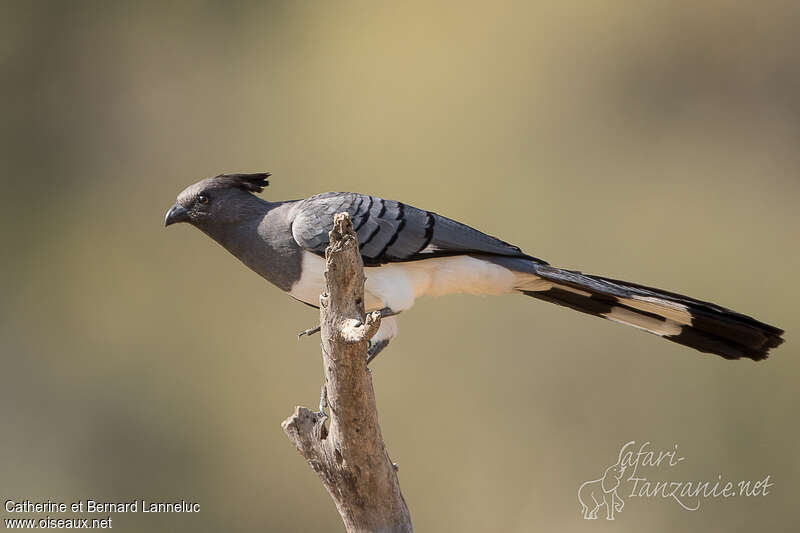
[164,172,271,229]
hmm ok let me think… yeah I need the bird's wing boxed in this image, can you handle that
[289,192,542,266]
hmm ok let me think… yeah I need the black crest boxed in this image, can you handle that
[218,172,271,193]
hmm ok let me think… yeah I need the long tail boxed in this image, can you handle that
[488,257,784,361]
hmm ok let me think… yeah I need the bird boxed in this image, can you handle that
[164,172,784,362]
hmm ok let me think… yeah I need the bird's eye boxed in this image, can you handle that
[197,194,209,205]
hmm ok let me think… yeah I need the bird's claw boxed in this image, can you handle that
[297,325,321,340]
[318,382,328,418]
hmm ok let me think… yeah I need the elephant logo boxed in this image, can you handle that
[578,461,626,520]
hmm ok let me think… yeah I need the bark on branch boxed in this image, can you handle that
[281,213,413,533]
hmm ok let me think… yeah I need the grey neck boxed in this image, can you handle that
[197,195,273,246]
[194,196,303,292]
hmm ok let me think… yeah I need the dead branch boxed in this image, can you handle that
[282,212,412,533]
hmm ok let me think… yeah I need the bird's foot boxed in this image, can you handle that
[366,339,390,365]
[377,307,400,319]
[297,308,397,341]
[297,325,321,339]
[318,382,328,418]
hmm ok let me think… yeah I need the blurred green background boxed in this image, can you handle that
[1,1,798,531]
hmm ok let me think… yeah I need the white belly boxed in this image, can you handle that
[288,251,517,312]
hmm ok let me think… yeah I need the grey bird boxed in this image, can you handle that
[164,172,784,362]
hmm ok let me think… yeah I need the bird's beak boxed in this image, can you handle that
[164,204,189,227]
